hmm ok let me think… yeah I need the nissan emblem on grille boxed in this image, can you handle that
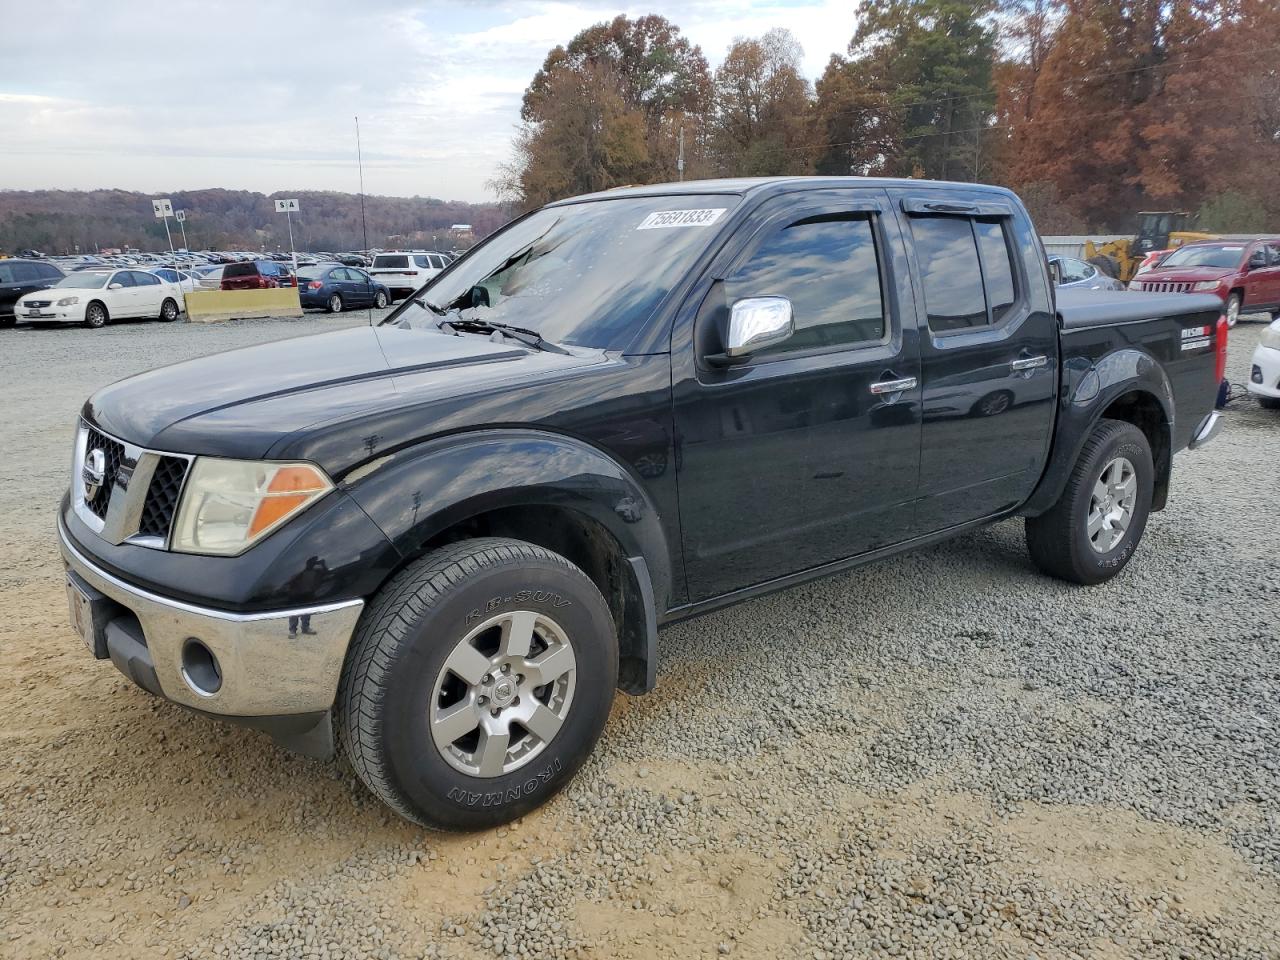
[82,448,106,503]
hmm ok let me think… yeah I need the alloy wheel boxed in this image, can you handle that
[1087,456,1137,553]
[429,610,577,778]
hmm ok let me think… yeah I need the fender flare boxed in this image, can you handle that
[343,428,673,691]
[1022,349,1174,516]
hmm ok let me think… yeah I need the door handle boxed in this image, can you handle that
[869,377,918,395]
[1010,355,1048,372]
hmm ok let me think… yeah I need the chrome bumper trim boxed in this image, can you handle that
[1189,410,1223,450]
[58,517,364,716]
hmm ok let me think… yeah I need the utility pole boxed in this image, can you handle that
[677,125,685,182]
[355,116,370,255]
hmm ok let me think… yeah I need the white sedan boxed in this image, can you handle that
[13,268,182,328]
[1248,319,1280,410]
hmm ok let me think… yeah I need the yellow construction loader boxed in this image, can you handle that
[1084,211,1218,282]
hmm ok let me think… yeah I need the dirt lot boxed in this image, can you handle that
[2,312,1279,960]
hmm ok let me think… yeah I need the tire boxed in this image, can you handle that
[1025,419,1154,585]
[327,293,344,313]
[1259,397,1280,410]
[159,298,179,322]
[83,301,108,329]
[374,290,388,309]
[336,537,618,830]
[1226,292,1241,328]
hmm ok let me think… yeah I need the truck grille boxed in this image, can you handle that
[83,425,125,520]
[73,422,192,549]
[1137,281,1194,293]
[138,456,190,539]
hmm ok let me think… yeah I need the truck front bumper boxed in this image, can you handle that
[58,517,364,746]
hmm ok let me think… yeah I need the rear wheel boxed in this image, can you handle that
[1025,419,1154,585]
[159,298,179,322]
[336,537,617,830]
[83,301,108,329]
[327,293,344,313]
[1226,292,1241,328]
[374,290,388,309]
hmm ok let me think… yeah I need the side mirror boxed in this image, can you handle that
[1047,260,1063,285]
[719,297,794,362]
[108,282,124,289]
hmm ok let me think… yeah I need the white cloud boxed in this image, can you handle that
[2,0,858,202]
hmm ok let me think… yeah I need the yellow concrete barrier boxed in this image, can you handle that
[185,288,303,323]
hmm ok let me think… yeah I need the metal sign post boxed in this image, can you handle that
[175,209,189,252]
[274,198,300,277]
[152,198,176,263]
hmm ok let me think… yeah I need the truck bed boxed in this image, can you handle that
[1055,288,1223,329]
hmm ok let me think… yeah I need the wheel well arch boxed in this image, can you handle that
[392,501,656,695]
[88,298,109,316]
[1098,388,1171,509]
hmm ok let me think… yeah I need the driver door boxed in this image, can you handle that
[672,190,922,602]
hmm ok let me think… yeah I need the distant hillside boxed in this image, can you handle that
[0,188,514,254]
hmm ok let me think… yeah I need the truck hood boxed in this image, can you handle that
[84,325,602,460]
[1141,265,1233,283]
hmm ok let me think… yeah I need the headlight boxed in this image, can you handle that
[57,296,80,306]
[1260,323,1280,351]
[1192,280,1222,291]
[171,458,332,556]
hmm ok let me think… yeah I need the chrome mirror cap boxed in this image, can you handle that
[726,296,793,357]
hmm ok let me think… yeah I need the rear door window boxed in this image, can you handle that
[911,217,987,331]
[910,215,1021,331]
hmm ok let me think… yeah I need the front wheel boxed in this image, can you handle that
[327,293,344,313]
[83,301,108,329]
[159,298,179,322]
[1259,396,1280,410]
[1025,419,1154,585]
[336,537,618,830]
[1226,292,1241,328]
[374,290,388,309]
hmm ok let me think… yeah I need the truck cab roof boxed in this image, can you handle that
[553,176,1021,205]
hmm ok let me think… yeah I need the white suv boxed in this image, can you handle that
[369,251,449,300]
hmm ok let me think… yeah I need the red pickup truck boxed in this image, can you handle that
[1131,239,1280,326]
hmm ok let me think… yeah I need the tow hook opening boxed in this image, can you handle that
[181,638,223,696]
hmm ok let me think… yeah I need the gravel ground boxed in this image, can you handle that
[1,310,1278,960]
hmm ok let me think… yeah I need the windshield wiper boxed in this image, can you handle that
[438,318,570,355]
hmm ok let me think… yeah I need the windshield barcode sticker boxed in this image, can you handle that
[636,209,728,230]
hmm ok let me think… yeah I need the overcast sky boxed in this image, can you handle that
[2,0,854,204]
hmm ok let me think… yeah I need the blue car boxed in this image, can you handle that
[297,263,391,312]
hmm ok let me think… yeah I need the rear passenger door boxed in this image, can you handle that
[338,267,369,306]
[673,189,923,600]
[889,190,1058,531]
[129,271,164,315]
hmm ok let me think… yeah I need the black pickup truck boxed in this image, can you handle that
[59,177,1226,829]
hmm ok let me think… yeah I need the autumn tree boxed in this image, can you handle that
[709,29,815,176]
[996,0,1280,229]
[499,15,713,208]
[815,0,999,181]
